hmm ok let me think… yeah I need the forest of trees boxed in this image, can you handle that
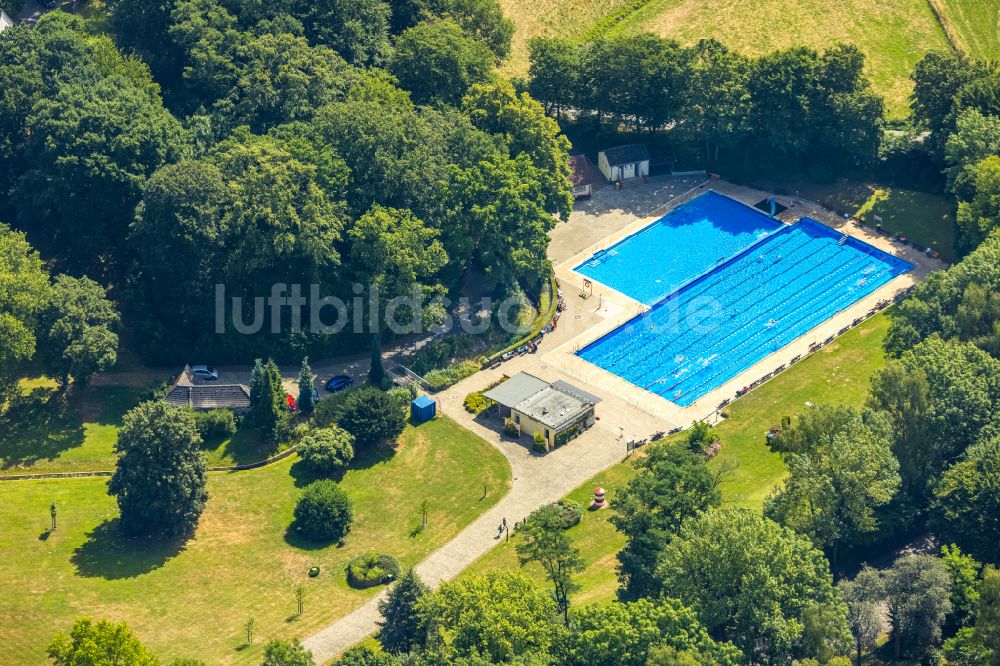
[0,1,568,367]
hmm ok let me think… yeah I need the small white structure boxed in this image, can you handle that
[597,143,650,183]
[0,10,15,33]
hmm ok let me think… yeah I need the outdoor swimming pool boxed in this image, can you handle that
[577,216,912,406]
[574,190,783,305]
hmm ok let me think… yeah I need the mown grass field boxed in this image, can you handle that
[934,0,1000,60]
[466,313,890,604]
[0,416,511,665]
[500,0,959,119]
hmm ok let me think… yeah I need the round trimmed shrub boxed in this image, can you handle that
[346,553,401,588]
[293,480,353,543]
[299,426,355,475]
[339,387,406,448]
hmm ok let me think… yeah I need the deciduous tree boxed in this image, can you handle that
[107,402,208,536]
[338,388,406,448]
[515,503,584,623]
[39,275,119,387]
[416,571,561,662]
[885,554,953,659]
[388,19,493,106]
[610,445,720,599]
[764,405,899,566]
[656,508,848,663]
[48,617,158,666]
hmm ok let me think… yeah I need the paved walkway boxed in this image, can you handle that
[299,174,944,663]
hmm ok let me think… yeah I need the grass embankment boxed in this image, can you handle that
[0,416,511,665]
[500,0,953,118]
[467,313,890,603]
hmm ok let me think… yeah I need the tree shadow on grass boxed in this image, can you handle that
[282,521,346,551]
[71,519,187,579]
[0,390,85,470]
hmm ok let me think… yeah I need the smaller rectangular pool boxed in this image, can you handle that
[574,190,782,305]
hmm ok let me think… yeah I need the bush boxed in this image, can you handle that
[503,418,520,437]
[293,480,353,543]
[554,424,580,447]
[463,392,493,414]
[423,360,481,391]
[339,388,406,448]
[552,500,583,528]
[193,409,237,439]
[311,390,353,427]
[532,431,547,453]
[686,421,719,456]
[347,553,401,588]
[299,427,355,475]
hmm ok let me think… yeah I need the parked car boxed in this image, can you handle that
[191,365,219,381]
[325,375,353,392]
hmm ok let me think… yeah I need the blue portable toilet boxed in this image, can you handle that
[411,395,436,423]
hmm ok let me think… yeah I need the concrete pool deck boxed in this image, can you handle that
[544,177,944,427]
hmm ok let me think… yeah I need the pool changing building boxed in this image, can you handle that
[483,372,601,451]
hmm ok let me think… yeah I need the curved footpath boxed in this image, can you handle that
[302,399,643,662]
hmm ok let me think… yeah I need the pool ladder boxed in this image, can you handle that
[837,234,848,246]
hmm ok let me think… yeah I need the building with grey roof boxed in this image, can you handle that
[597,143,650,184]
[164,365,252,412]
[483,372,600,451]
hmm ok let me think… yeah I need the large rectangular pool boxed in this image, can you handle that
[577,217,912,406]
[574,190,782,305]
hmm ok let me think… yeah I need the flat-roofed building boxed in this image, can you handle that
[483,372,600,450]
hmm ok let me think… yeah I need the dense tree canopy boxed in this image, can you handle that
[765,405,899,565]
[931,437,1000,564]
[416,571,560,662]
[108,402,208,536]
[885,554,953,659]
[39,276,120,387]
[565,598,742,666]
[869,338,1000,518]
[610,445,720,599]
[656,508,848,663]
[388,19,493,106]
[0,225,49,402]
[14,73,188,269]
[885,231,1000,359]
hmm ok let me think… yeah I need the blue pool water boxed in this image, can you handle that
[574,190,783,305]
[578,217,912,406]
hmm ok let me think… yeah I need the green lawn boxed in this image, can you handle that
[935,0,1000,60]
[0,416,511,665]
[466,313,891,605]
[745,178,956,262]
[0,381,140,475]
[0,380,287,474]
